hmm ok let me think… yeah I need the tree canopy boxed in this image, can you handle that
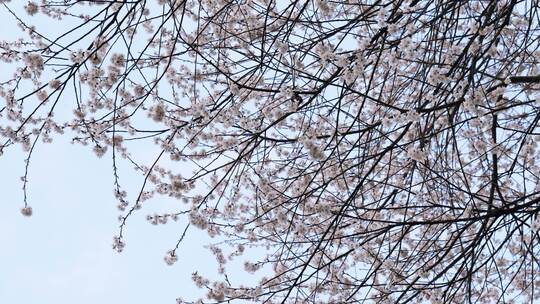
[2,0,540,303]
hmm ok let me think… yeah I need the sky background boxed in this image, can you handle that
[0,137,214,303]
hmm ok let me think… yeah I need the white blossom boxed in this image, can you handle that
[20,206,32,217]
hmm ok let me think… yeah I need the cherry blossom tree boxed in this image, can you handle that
[2,0,540,303]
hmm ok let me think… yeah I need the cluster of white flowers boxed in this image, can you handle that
[406,145,425,162]
[315,0,331,16]
[36,90,48,101]
[275,40,288,54]
[244,261,260,273]
[112,236,125,253]
[69,50,87,64]
[23,53,44,74]
[335,54,349,68]
[521,140,537,159]
[376,8,388,27]
[164,250,178,265]
[315,43,335,63]
[531,217,540,232]
[150,104,166,122]
[403,110,421,123]
[146,213,178,225]
[188,209,208,230]
[191,272,209,288]
[229,83,240,96]
[20,206,32,217]
[207,282,226,301]
[92,145,107,158]
[381,115,395,129]
[300,137,325,160]
[110,53,125,67]
[48,79,61,90]
[133,85,145,97]
[24,1,38,16]
[427,66,447,85]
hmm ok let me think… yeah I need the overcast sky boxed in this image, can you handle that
[0,137,221,303]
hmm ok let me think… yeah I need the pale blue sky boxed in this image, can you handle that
[0,138,216,303]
